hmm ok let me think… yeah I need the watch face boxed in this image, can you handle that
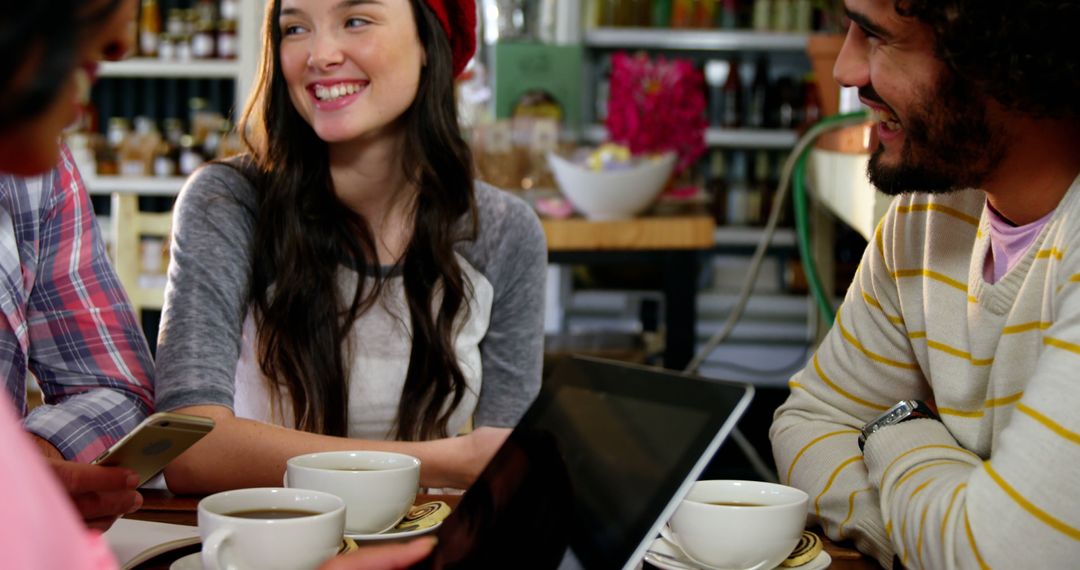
[865,401,914,435]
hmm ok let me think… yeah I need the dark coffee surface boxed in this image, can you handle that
[224,508,321,519]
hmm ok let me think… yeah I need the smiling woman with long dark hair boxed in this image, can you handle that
[153,0,546,493]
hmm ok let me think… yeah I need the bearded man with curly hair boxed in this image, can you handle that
[771,1,1080,567]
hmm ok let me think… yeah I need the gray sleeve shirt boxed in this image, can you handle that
[154,162,546,430]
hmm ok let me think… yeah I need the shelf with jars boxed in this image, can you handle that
[74,0,259,196]
[64,0,260,334]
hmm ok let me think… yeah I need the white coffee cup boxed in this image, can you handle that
[286,451,421,535]
[665,480,809,570]
[197,487,345,570]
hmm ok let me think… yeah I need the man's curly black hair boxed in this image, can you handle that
[895,0,1079,121]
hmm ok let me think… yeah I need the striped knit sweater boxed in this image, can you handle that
[771,174,1080,569]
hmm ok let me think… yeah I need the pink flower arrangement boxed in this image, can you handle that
[605,52,707,175]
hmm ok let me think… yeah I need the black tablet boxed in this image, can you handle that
[420,355,753,570]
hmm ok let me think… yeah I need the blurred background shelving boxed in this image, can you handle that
[71,0,261,351]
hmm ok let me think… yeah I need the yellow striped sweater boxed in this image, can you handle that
[771,176,1080,569]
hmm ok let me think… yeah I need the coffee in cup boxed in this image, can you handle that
[197,487,345,570]
[665,480,809,570]
[286,450,420,535]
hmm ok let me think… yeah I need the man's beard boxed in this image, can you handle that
[866,69,1007,196]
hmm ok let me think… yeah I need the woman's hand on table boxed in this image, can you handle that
[455,426,510,487]
[419,426,510,489]
[319,537,437,570]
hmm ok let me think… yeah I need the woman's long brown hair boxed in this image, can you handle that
[236,0,476,440]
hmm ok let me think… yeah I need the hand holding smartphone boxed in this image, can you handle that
[91,412,214,486]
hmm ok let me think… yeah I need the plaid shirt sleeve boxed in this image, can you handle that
[22,147,155,462]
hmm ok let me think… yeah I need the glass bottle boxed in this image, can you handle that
[752,0,772,31]
[720,0,738,28]
[775,76,799,129]
[706,150,728,225]
[800,74,822,129]
[720,57,743,128]
[613,0,635,26]
[634,0,653,26]
[704,60,730,127]
[793,0,812,32]
[671,0,694,27]
[94,136,119,176]
[139,0,162,57]
[772,0,793,32]
[749,150,770,225]
[725,151,751,226]
[694,0,715,28]
[746,56,769,128]
[651,0,672,27]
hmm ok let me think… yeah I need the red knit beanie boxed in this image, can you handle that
[422,0,476,78]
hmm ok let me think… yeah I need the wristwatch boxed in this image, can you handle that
[858,400,939,451]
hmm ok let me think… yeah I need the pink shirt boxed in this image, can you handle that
[983,203,1054,284]
[0,396,117,570]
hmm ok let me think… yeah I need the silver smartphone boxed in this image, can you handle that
[91,412,215,486]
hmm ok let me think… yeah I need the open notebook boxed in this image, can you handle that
[103,518,200,570]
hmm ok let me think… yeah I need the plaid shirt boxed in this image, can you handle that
[0,146,154,462]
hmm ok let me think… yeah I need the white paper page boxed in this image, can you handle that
[103,518,200,569]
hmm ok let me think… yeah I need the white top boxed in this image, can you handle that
[234,253,493,439]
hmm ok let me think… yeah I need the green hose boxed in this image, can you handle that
[792,111,869,326]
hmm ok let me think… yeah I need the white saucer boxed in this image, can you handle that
[169,551,203,570]
[345,520,442,541]
[645,536,831,570]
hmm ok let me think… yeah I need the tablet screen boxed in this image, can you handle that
[423,356,752,570]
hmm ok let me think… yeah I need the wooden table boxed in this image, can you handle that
[127,490,879,569]
[541,215,716,370]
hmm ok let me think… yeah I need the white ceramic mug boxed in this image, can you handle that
[665,480,808,570]
[197,487,345,570]
[285,451,420,535]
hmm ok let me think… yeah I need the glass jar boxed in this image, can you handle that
[178,135,204,176]
[219,0,240,22]
[191,22,216,58]
[217,20,238,59]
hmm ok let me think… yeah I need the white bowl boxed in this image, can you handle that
[547,151,676,221]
